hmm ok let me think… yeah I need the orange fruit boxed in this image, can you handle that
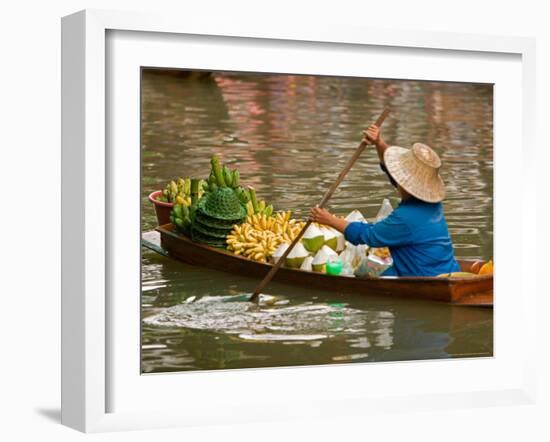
[478,259,493,275]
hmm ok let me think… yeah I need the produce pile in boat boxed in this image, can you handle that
[224,206,393,277]
[168,155,277,247]
[161,155,394,276]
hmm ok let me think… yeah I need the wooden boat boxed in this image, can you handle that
[146,224,493,307]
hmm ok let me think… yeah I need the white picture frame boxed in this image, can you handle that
[61,9,537,433]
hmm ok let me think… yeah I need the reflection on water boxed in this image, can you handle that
[141,70,493,373]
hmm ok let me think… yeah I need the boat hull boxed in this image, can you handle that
[154,224,493,307]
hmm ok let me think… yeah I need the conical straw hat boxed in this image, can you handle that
[383,143,446,203]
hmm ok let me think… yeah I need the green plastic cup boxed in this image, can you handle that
[326,257,343,275]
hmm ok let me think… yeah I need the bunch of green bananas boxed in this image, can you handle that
[205,155,273,216]
[170,203,192,233]
[158,177,206,206]
[245,186,273,216]
[206,160,241,193]
[206,156,251,206]
[169,178,206,233]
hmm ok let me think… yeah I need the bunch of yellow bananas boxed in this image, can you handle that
[226,211,306,262]
[159,177,207,206]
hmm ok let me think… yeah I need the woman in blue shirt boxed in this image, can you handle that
[310,124,460,277]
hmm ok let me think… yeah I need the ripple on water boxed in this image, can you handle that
[143,295,377,344]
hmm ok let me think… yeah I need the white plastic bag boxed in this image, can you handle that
[340,261,355,277]
[354,253,393,277]
[339,243,368,274]
[339,245,355,271]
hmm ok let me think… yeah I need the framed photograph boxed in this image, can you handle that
[61,9,537,433]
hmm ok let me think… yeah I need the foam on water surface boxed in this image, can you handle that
[143,294,369,343]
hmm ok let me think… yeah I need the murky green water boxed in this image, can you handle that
[141,69,493,373]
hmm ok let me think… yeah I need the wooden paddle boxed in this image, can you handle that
[250,108,391,302]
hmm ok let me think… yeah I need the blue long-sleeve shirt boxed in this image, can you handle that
[344,197,460,277]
